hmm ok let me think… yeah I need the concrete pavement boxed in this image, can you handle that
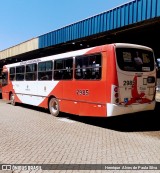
[0,96,160,173]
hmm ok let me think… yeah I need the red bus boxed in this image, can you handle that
[1,43,156,117]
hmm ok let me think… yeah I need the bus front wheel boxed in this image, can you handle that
[10,93,16,106]
[49,98,60,116]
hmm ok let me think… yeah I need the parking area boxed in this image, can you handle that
[0,94,160,173]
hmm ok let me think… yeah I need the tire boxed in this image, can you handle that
[10,93,16,106]
[49,98,60,116]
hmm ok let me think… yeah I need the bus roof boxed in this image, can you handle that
[3,43,153,68]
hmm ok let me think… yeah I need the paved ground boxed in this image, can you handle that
[0,94,160,173]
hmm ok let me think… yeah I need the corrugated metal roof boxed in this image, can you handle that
[38,0,160,49]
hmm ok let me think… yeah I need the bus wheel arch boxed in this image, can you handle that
[48,96,60,117]
[9,92,16,106]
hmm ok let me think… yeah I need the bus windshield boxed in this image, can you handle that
[116,48,154,72]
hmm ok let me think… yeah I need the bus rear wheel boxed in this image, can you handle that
[49,98,60,116]
[10,93,16,106]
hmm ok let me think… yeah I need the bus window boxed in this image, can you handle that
[75,54,101,79]
[16,66,25,81]
[116,48,154,72]
[26,64,37,81]
[54,58,73,80]
[10,67,16,81]
[2,72,8,86]
[38,61,53,80]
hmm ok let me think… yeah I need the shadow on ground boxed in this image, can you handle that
[68,102,160,132]
[1,93,160,132]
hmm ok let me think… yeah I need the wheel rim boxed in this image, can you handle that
[11,94,15,105]
[50,99,59,115]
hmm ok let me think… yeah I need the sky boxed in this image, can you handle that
[0,0,131,51]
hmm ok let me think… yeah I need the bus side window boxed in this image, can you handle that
[75,57,82,79]
[54,58,73,80]
[75,54,101,80]
[75,64,82,79]
[54,60,63,80]
[92,64,101,79]
[16,66,25,81]
[62,58,73,80]
[82,65,87,79]
[54,70,62,80]
[38,61,52,81]
[26,64,37,81]
[90,54,101,79]
[10,67,16,81]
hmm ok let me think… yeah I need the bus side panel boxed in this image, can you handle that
[2,84,13,101]
[60,99,80,115]
[2,84,22,104]
[79,102,106,117]
[3,83,23,103]
[75,78,106,117]
[12,81,37,105]
[38,80,80,114]
[50,81,63,98]
[39,81,63,109]
[60,80,107,117]
[14,93,23,103]
[2,91,9,101]
[39,97,48,109]
[60,80,79,115]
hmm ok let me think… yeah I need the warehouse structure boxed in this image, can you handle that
[0,0,160,70]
